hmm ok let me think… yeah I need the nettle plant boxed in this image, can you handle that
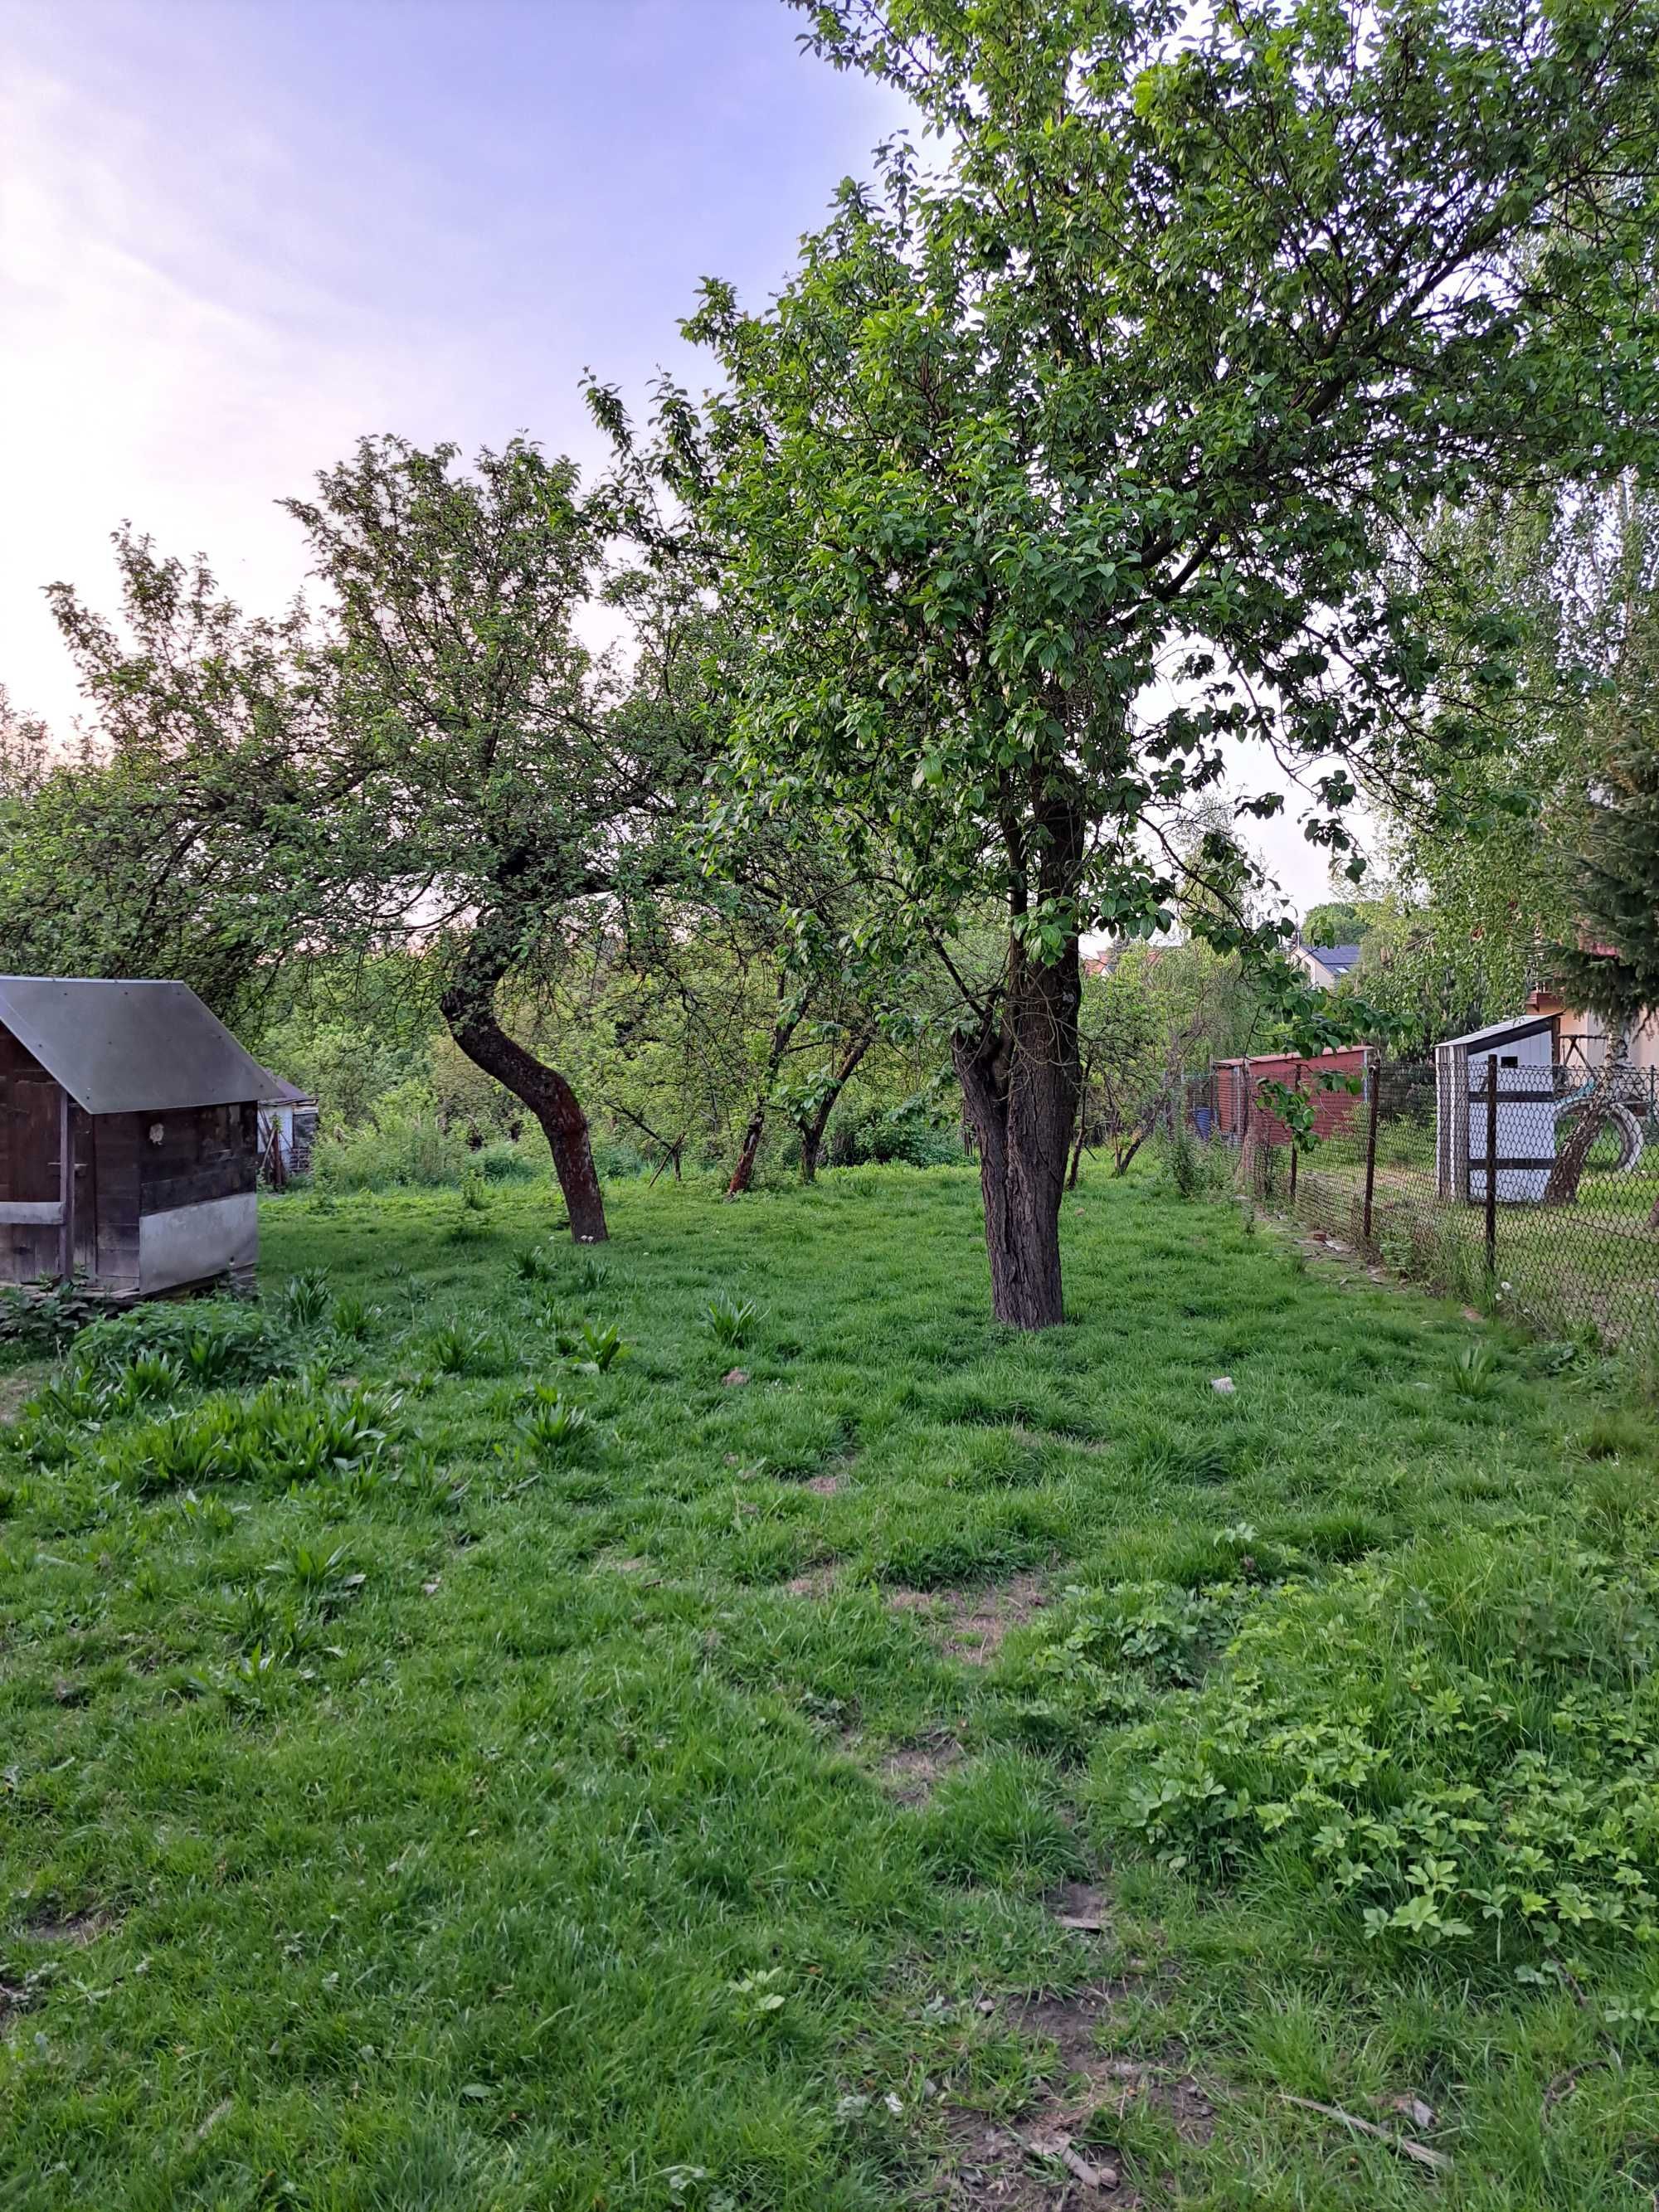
[606,0,1659,1325]
[1100,1534,1659,1965]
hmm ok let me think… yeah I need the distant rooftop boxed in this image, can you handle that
[1302,942,1362,978]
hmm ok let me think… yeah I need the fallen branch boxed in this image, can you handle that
[1280,2093,1452,2174]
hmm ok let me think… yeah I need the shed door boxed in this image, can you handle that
[2,1071,62,1277]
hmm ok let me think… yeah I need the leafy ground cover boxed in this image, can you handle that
[2,1165,1658,2209]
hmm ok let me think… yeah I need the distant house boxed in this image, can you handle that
[1079,943,1170,980]
[1290,941,1363,990]
[1525,975,1659,1075]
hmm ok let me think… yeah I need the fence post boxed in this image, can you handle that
[1288,1061,1301,1203]
[1362,1052,1381,1247]
[1484,1058,1498,1279]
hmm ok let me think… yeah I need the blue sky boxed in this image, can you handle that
[0,0,902,722]
[0,0,1340,908]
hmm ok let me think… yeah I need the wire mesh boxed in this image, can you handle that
[1234,1053,1659,1345]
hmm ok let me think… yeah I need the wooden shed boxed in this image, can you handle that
[0,977,270,1296]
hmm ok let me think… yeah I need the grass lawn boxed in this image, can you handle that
[3,1164,1659,2210]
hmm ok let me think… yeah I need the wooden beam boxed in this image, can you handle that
[58,1084,74,1281]
[0,1200,64,1226]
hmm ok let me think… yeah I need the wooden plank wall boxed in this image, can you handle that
[93,1116,141,1288]
[138,1102,257,1217]
[0,1028,62,1281]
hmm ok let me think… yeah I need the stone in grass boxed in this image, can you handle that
[1211,1375,1236,1395]
[722,1368,750,1387]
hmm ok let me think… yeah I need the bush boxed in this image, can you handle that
[475,1138,541,1183]
[0,1276,100,1354]
[1159,1125,1234,1200]
[825,1097,959,1169]
[313,1081,467,1192]
[71,1298,296,1392]
[591,1135,649,1180]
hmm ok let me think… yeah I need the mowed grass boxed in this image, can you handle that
[2,1164,1657,2209]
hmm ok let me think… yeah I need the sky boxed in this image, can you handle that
[0,0,1346,915]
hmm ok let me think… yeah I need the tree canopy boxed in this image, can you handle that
[606,0,1659,1323]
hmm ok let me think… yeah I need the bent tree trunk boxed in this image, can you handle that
[799,1031,873,1183]
[1544,1062,1620,1208]
[954,935,1082,1330]
[441,916,608,1243]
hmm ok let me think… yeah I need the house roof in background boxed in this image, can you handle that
[1303,942,1362,976]
[0,976,273,1114]
[256,1070,315,1108]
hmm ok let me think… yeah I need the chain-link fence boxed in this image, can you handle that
[1233,1050,1659,1345]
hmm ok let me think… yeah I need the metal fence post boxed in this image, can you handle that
[1484,1060,1498,1279]
[1362,1052,1381,1246]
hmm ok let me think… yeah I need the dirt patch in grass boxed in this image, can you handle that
[878,1732,965,1806]
[1009,1988,1215,2148]
[1044,1881,1111,1935]
[932,1984,1213,2206]
[786,1562,841,1598]
[934,2107,1114,2208]
[804,1471,844,1495]
[887,1573,1049,1664]
[27,1907,113,1945]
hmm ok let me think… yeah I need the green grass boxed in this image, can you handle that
[2,1164,1658,2208]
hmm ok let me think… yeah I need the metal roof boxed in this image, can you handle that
[257,1070,316,1108]
[0,976,274,1114]
[1438,1011,1557,1053]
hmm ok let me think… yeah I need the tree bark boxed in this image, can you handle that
[440,913,608,1242]
[727,988,814,1197]
[1066,1051,1092,1191]
[799,1032,873,1182]
[726,1100,769,1198]
[1544,1062,1617,1207]
[954,933,1082,1330]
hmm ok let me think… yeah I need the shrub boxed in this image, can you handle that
[1160,1125,1230,1201]
[1094,1530,1659,1966]
[0,1276,101,1354]
[71,1299,294,1392]
[475,1139,540,1184]
[825,1098,959,1169]
[312,1081,468,1192]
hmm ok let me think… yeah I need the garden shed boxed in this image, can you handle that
[257,1072,319,1186]
[0,976,269,1296]
[1434,1010,1559,1203]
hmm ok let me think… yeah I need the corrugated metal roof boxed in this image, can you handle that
[0,977,273,1114]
